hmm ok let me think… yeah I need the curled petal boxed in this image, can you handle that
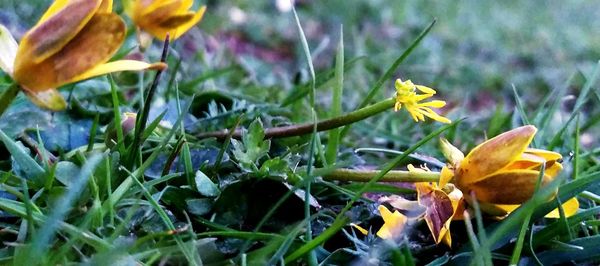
[15,13,126,91]
[415,85,436,94]
[440,138,465,167]
[415,107,451,123]
[416,183,454,245]
[0,25,18,76]
[503,153,545,172]
[22,87,67,111]
[168,6,206,40]
[544,162,563,179]
[419,100,447,108]
[468,169,551,205]
[67,60,167,85]
[524,148,562,162]
[350,223,369,236]
[456,126,537,188]
[376,205,407,239]
[440,166,455,187]
[17,0,101,65]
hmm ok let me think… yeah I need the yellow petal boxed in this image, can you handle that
[524,148,562,162]
[350,223,369,236]
[0,24,18,76]
[158,12,196,28]
[456,126,537,187]
[439,167,454,187]
[17,0,101,65]
[441,231,452,247]
[416,107,451,123]
[141,0,182,16]
[99,0,113,12]
[503,153,545,171]
[66,60,167,85]
[544,162,563,179]
[419,100,447,108]
[469,169,551,205]
[157,6,207,40]
[416,182,455,245]
[481,203,519,217]
[37,0,73,24]
[376,205,407,239]
[178,0,194,12]
[545,197,579,218]
[415,85,437,94]
[14,13,126,91]
[22,87,67,111]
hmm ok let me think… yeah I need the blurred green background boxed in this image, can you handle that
[1,0,598,149]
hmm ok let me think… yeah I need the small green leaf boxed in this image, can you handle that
[0,128,45,183]
[232,119,270,170]
[186,198,213,216]
[258,157,289,178]
[195,170,220,197]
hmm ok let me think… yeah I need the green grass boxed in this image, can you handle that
[0,0,599,265]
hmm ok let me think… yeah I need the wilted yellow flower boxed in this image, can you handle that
[376,205,408,239]
[441,125,578,217]
[394,78,451,124]
[408,164,464,247]
[0,0,166,111]
[415,182,464,247]
[125,0,207,41]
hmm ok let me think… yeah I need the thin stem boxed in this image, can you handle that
[0,83,20,117]
[128,35,170,167]
[196,97,396,139]
[321,168,440,183]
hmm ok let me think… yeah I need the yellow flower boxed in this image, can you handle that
[376,205,408,239]
[125,0,207,41]
[441,125,579,217]
[0,0,166,111]
[394,78,451,124]
[409,164,464,247]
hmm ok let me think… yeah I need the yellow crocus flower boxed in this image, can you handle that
[125,0,207,41]
[0,0,166,111]
[394,78,451,124]
[442,125,579,217]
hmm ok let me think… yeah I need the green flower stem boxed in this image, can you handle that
[0,83,20,117]
[196,97,396,139]
[322,168,440,183]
